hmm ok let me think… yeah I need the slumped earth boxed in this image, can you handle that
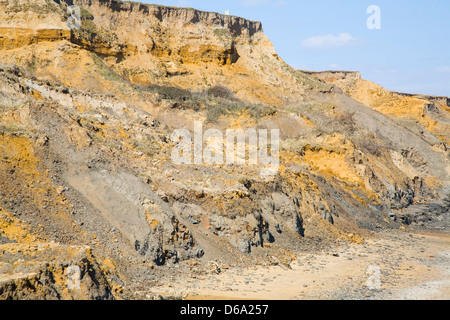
[0,0,449,300]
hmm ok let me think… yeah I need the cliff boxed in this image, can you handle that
[0,0,449,299]
[1,0,325,105]
[310,70,450,145]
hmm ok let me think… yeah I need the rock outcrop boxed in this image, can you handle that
[0,0,448,299]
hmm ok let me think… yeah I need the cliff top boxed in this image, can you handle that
[1,0,263,35]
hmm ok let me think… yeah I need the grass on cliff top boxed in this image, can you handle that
[282,64,334,93]
[135,83,277,123]
[6,0,61,14]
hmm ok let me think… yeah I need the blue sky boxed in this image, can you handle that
[141,0,450,96]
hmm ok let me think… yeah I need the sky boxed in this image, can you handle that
[140,0,450,97]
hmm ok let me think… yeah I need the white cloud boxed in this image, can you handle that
[301,33,359,49]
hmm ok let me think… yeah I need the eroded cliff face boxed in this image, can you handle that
[308,70,450,145]
[0,0,449,299]
[0,0,328,105]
